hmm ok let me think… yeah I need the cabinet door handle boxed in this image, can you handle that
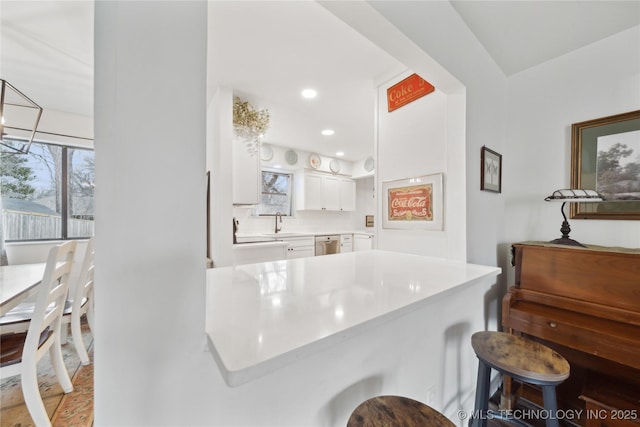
[548,322,557,328]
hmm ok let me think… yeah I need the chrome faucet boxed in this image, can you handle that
[274,212,282,233]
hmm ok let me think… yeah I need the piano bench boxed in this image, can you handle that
[471,331,570,427]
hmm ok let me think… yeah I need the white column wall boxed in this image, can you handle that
[335,1,508,268]
[94,2,218,425]
[376,76,453,258]
[336,2,507,335]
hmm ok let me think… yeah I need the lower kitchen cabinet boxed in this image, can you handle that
[354,233,373,251]
[282,236,315,259]
[233,242,287,265]
[340,234,353,252]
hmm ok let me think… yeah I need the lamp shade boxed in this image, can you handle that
[544,188,602,247]
[544,189,603,203]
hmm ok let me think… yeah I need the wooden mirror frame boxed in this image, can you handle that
[570,110,640,220]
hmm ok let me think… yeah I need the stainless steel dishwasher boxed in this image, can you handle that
[315,235,340,256]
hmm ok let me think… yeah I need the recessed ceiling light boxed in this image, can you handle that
[321,129,335,136]
[336,152,344,157]
[301,88,317,99]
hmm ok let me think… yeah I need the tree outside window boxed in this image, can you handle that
[0,140,94,241]
[252,170,293,216]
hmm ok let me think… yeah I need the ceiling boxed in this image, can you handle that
[2,1,638,161]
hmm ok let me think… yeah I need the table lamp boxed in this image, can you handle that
[544,189,602,247]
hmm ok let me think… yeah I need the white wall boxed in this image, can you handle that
[505,26,640,280]
[329,2,506,336]
[208,87,235,268]
[376,75,455,258]
[355,176,376,231]
[94,2,218,425]
[326,1,507,268]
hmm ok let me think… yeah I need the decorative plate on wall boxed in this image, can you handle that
[260,144,274,161]
[364,156,375,172]
[308,153,321,169]
[285,149,298,165]
[329,159,341,174]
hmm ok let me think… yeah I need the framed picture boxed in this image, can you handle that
[382,173,443,230]
[481,146,502,193]
[570,110,640,220]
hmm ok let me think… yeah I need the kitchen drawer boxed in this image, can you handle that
[283,236,315,248]
[280,236,315,259]
[288,247,314,259]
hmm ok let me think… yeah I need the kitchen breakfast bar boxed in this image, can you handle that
[205,250,500,425]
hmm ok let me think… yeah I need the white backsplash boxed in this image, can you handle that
[232,209,354,235]
[233,176,376,236]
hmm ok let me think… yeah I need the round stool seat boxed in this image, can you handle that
[347,395,455,427]
[471,331,569,384]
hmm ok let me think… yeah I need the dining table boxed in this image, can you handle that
[0,263,46,316]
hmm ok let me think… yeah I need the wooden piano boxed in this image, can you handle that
[502,242,640,427]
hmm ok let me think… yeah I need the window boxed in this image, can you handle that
[1,139,94,241]
[252,170,293,216]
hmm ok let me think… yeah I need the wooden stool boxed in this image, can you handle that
[471,331,570,427]
[347,395,455,427]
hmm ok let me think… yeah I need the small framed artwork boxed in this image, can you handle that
[382,173,443,230]
[481,146,502,193]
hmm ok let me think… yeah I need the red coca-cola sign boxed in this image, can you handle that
[387,184,433,221]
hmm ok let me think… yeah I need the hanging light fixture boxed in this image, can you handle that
[544,189,603,247]
[0,79,43,154]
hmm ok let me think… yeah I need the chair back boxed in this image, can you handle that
[72,238,94,317]
[22,240,77,365]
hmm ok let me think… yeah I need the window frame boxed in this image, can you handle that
[253,168,294,217]
[1,139,94,242]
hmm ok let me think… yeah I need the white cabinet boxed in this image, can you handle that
[233,141,260,205]
[281,236,315,259]
[232,242,287,265]
[338,178,356,211]
[354,234,373,251]
[295,171,355,212]
[340,234,353,253]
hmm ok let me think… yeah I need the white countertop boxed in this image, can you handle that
[236,230,374,240]
[205,250,500,386]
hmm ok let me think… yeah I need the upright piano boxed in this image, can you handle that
[502,242,640,427]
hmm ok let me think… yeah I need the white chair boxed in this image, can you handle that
[0,239,95,365]
[0,240,77,427]
[61,237,94,365]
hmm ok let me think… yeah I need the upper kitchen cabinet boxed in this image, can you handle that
[338,177,356,211]
[233,141,260,205]
[295,170,355,211]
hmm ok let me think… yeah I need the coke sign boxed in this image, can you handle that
[387,184,433,221]
[387,73,435,112]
